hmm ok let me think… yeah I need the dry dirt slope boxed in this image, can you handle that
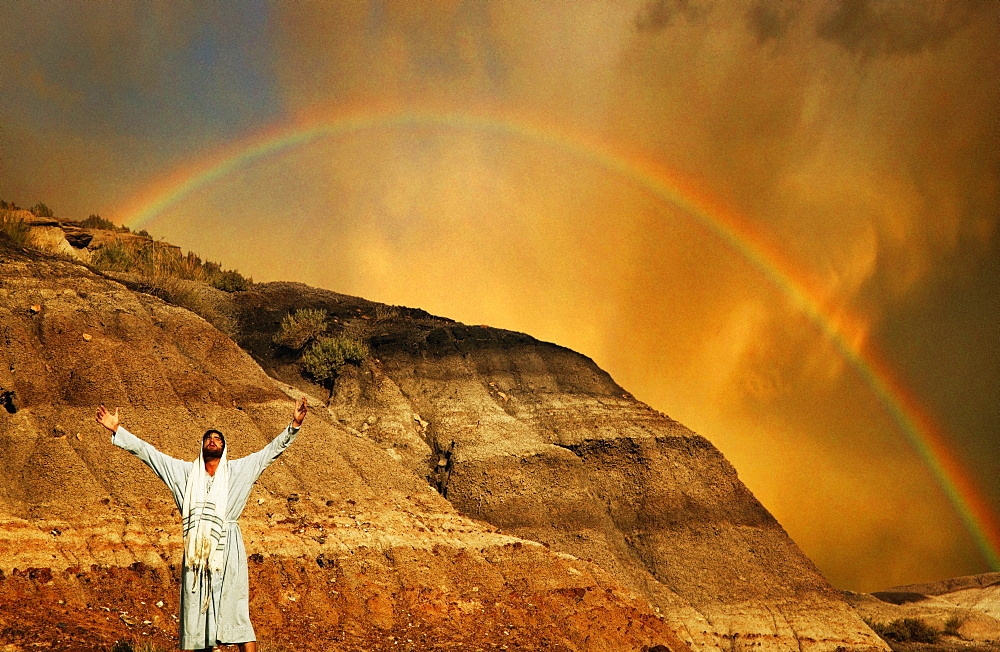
[0,229,885,651]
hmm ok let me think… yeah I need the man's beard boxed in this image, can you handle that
[203,446,223,460]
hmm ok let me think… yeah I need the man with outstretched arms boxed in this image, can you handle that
[95,398,308,652]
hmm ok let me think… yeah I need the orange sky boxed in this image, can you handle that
[2,1,998,592]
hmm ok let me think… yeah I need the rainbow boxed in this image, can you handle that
[117,106,1000,569]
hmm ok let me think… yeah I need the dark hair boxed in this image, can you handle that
[203,429,225,449]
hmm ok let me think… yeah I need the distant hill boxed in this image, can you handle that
[845,572,1000,648]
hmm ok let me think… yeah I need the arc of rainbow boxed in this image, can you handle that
[118,107,1000,569]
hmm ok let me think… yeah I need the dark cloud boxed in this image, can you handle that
[817,0,981,57]
[634,0,705,32]
[745,0,803,44]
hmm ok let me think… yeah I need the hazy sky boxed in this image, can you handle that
[2,0,998,593]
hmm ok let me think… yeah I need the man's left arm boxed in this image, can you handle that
[240,397,307,478]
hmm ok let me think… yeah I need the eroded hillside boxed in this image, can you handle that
[0,219,887,651]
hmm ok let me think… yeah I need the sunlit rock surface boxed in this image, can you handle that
[0,227,886,651]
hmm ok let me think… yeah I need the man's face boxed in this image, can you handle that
[203,432,224,460]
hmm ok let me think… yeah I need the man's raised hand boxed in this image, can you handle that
[95,405,120,433]
[292,397,308,428]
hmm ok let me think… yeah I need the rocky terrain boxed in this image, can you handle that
[846,573,1000,650]
[0,215,889,651]
[885,573,1000,623]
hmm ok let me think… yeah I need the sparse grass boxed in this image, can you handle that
[273,308,328,350]
[89,238,249,331]
[944,615,964,637]
[866,617,941,644]
[91,239,252,292]
[0,210,31,247]
[92,240,196,278]
[340,305,400,342]
[6,196,253,294]
[374,304,400,323]
[4,198,253,337]
[82,214,127,231]
[339,317,368,342]
[92,240,160,274]
[142,276,237,335]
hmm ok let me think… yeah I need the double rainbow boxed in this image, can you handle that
[118,106,1000,570]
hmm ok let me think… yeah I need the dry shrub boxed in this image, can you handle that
[302,335,368,384]
[29,202,53,218]
[867,617,940,644]
[81,214,123,231]
[0,211,31,247]
[208,268,252,292]
[944,615,964,637]
[273,308,328,350]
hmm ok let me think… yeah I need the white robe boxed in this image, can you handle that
[113,424,300,650]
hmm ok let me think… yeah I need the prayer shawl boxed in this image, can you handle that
[182,444,229,611]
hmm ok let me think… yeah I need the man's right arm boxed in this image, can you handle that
[97,406,188,505]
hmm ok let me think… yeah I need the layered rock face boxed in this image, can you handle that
[0,240,685,652]
[239,284,886,652]
[0,228,886,651]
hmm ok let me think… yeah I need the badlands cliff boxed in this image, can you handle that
[0,217,887,651]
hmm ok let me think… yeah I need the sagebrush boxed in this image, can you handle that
[866,617,940,644]
[302,335,368,384]
[273,308,328,350]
